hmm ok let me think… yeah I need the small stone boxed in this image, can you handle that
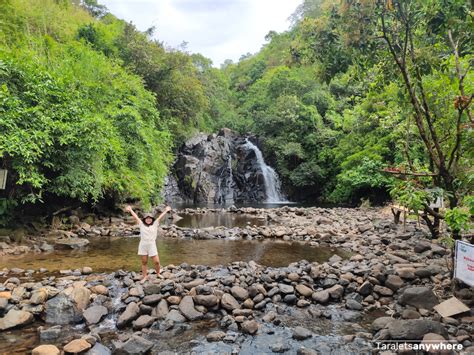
[206,331,226,342]
[385,275,404,291]
[295,284,313,297]
[0,309,34,330]
[132,315,154,330]
[231,286,249,301]
[357,281,373,296]
[292,326,312,340]
[82,267,93,274]
[221,293,240,311]
[32,345,60,355]
[241,320,259,335]
[178,296,203,321]
[83,305,108,325]
[312,290,329,303]
[278,284,294,294]
[327,284,344,299]
[346,299,363,310]
[63,339,92,353]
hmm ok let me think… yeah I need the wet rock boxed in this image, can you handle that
[64,338,92,353]
[231,286,249,301]
[387,319,448,340]
[45,293,82,324]
[55,238,90,249]
[0,309,33,330]
[206,330,226,342]
[270,341,290,353]
[115,335,153,354]
[83,305,108,325]
[38,325,62,341]
[132,315,154,330]
[396,267,416,279]
[32,345,60,355]
[296,347,318,355]
[402,309,421,319]
[85,342,112,355]
[373,285,393,296]
[179,296,203,321]
[221,293,240,311]
[241,319,259,335]
[292,326,312,340]
[312,290,329,303]
[399,287,439,310]
[117,302,140,328]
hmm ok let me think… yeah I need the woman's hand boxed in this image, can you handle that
[125,205,133,213]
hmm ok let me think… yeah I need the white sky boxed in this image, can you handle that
[100,0,302,66]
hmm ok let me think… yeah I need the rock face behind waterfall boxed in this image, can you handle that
[164,128,285,204]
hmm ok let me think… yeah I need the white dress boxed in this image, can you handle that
[137,219,159,256]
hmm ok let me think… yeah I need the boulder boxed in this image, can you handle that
[85,343,112,355]
[221,293,240,311]
[327,284,344,299]
[132,315,154,330]
[295,284,313,297]
[372,317,394,332]
[152,299,169,319]
[45,293,82,325]
[312,290,329,304]
[63,339,92,353]
[387,319,448,340]
[399,287,439,310]
[55,238,90,249]
[32,345,60,355]
[83,305,108,325]
[30,289,48,305]
[178,296,203,321]
[194,294,219,307]
[0,309,34,330]
[231,286,249,301]
[72,286,91,311]
[117,302,140,328]
[115,335,153,354]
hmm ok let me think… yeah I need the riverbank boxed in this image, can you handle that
[0,206,473,353]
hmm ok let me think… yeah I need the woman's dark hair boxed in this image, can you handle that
[142,216,155,226]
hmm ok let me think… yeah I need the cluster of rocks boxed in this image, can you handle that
[1,242,473,353]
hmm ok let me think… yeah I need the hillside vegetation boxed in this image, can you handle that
[0,0,472,235]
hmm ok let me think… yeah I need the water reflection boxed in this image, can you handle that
[0,237,346,272]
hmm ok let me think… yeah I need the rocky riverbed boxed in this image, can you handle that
[0,206,473,353]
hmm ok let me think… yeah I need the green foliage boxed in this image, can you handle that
[389,181,430,214]
[445,207,470,233]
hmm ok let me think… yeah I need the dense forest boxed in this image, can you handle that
[0,0,472,236]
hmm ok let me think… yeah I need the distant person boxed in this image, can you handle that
[125,205,172,283]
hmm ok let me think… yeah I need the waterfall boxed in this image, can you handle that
[216,154,234,204]
[243,138,286,203]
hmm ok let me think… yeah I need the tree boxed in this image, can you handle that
[378,0,472,238]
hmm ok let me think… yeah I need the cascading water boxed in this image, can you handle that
[242,138,287,203]
[216,154,234,204]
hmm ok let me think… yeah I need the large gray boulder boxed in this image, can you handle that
[386,319,448,340]
[398,287,439,310]
[178,296,203,321]
[117,302,140,328]
[44,293,82,324]
[83,305,108,325]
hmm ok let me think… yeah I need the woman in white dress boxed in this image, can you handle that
[125,205,172,283]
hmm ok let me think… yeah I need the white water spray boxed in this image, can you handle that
[243,139,286,203]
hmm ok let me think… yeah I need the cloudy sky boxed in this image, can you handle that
[100,0,302,66]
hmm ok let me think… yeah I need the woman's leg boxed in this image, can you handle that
[151,255,160,276]
[140,255,149,282]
